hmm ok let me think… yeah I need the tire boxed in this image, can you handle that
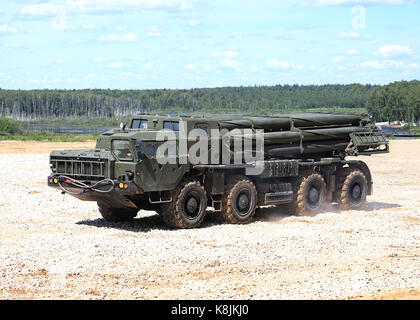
[289,173,326,216]
[160,180,207,229]
[221,176,257,224]
[98,203,138,222]
[338,170,368,210]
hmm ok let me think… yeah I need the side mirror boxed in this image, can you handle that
[120,122,127,131]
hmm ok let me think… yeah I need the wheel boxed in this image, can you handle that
[160,180,207,229]
[221,176,257,224]
[338,170,368,210]
[289,173,326,216]
[98,203,138,222]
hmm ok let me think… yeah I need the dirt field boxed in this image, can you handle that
[0,140,419,300]
[0,141,96,154]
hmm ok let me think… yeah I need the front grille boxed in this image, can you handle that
[51,157,106,179]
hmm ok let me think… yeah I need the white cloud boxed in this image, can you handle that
[223,51,238,58]
[220,58,240,68]
[20,3,61,16]
[0,72,5,77]
[266,59,293,69]
[148,27,164,37]
[108,62,127,69]
[56,59,64,64]
[336,30,360,39]
[332,56,346,63]
[188,19,200,26]
[385,60,404,67]
[250,66,260,72]
[20,3,67,30]
[115,25,128,32]
[20,0,194,16]
[361,59,414,69]
[184,64,196,70]
[361,61,386,68]
[120,72,135,77]
[145,63,153,69]
[375,44,414,58]
[347,49,359,55]
[407,62,420,69]
[85,73,96,79]
[82,24,96,30]
[178,45,190,51]
[306,0,414,7]
[213,50,239,58]
[0,24,17,34]
[94,57,105,62]
[51,7,66,30]
[97,33,139,42]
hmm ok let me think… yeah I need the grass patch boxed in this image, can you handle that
[25,117,124,127]
[1,117,99,142]
[0,117,22,134]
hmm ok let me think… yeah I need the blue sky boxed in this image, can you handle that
[0,0,419,89]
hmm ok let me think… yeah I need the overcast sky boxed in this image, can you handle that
[0,0,419,89]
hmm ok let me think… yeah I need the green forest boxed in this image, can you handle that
[0,80,419,123]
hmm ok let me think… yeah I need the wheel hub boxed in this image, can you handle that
[237,194,249,210]
[308,187,319,204]
[351,184,361,199]
[186,197,198,214]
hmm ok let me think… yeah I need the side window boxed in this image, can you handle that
[131,119,140,129]
[112,140,133,161]
[139,120,148,129]
[131,119,148,129]
[172,121,179,131]
[195,124,208,137]
[146,143,158,158]
[163,121,179,131]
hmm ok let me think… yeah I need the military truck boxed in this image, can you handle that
[47,113,389,228]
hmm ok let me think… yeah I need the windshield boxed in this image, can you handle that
[112,140,133,161]
[132,119,148,129]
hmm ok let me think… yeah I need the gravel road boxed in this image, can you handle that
[0,140,419,299]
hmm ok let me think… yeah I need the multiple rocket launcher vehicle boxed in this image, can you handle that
[47,112,389,229]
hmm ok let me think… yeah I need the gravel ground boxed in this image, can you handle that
[0,140,419,299]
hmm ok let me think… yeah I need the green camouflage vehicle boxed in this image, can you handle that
[47,113,389,228]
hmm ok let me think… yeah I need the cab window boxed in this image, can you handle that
[112,140,133,161]
[131,119,148,129]
[163,121,179,131]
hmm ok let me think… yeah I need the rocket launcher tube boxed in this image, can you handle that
[229,126,371,145]
[219,113,369,130]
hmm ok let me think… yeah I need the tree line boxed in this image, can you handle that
[0,81,418,123]
[0,84,373,120]
[366,80,420,124]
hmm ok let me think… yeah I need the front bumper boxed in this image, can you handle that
[47,175,142,208]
